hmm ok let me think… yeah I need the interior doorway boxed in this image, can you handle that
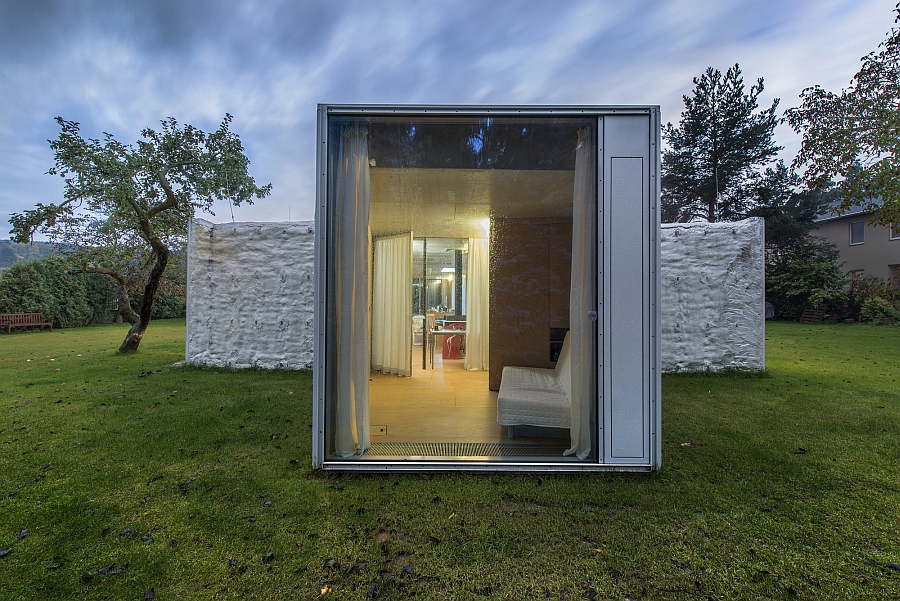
[413,237,469,370]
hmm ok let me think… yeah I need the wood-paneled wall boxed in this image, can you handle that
[489,217,572,390]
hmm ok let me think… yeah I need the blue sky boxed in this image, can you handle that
[0,0,893,237]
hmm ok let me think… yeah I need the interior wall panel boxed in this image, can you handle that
[489,217,572,390]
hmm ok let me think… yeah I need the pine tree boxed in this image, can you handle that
[662,64,781,222]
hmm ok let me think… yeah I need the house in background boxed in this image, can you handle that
[814,200,900,281]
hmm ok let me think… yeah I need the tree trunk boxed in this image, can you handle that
[116,282,140,325]
[119,245,170,353]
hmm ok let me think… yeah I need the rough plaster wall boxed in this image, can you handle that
[186,219,316,370]
[660,218,765,372]
[186,218,765,373]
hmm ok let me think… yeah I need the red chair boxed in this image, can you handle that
[442,321,465,359]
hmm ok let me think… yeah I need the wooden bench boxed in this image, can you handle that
[0,312,53,334]
[799,307,826,324]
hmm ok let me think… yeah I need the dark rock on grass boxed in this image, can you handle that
[143,589,155,600]
[0,548,12,558]
[17,529,28,539]
[887,563,900,571]
[262,551,275,564]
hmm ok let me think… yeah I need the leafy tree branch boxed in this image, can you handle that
[786,3,900,227]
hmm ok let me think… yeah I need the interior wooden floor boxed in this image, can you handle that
[368,345,567,446]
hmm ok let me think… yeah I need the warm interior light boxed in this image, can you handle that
[441,267,455,273]
[478,218,490,236]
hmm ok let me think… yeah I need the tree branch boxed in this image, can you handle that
[147,172,180,221]
[72,266,128,287]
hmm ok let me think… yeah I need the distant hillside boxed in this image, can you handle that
[0,240,57,269]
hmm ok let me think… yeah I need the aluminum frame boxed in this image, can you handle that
[314,104,660,472]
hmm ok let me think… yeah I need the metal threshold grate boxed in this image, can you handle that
[362,442,570,459]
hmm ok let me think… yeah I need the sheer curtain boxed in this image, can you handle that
[372,233,413,376]
[565,127,596,460]
[334,125,371,457]
[465,237,489,370]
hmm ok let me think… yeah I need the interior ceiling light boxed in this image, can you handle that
[441,267,455,273]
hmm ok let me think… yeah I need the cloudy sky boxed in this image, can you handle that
[0,0,894,237]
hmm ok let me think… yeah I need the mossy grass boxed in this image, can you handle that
[0,319,898,599]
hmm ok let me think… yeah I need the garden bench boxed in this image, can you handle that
[0,312,53,334]
[799,307,826,323]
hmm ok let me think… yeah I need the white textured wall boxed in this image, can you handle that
[660,218,765,372]
[186,219,316,370]
[186,217,765,373]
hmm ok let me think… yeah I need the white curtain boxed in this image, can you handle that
[565,127,596,460]
[334,125,371,458]
[465,237,490,370]
[372,233,413,376]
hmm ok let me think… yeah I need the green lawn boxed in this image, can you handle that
[0,319,898,600]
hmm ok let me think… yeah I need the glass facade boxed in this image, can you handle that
[314,105,661,471]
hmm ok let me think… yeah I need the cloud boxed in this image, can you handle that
[0,0,895,235]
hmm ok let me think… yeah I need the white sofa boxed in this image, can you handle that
[497,332,571,438]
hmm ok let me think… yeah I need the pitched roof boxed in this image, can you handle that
[814,197,883,223]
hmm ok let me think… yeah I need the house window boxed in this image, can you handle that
[850,220,865,245]
[314,105,660,471]
[890,225,900,241]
